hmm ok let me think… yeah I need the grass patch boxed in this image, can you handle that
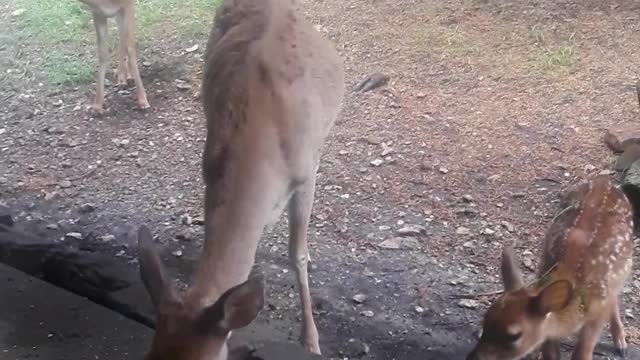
[442,25,466,49]
[12,0,222,86]
[537,44,576,71]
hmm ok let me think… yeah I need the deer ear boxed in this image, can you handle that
[196,275,265,335]
[531,280,573,316]
[137,225,176,308]
[501,246,524,291]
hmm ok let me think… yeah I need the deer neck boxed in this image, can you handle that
[185,194,269,308]
[532,265,587,339]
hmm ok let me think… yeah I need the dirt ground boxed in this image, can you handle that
[2,0,640,359]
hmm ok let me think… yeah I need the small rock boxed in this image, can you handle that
[78,203,97,214]
[64,232,83,241]
[192,216,205,225]
[370,158,384,167]
[380,142,394,156]
[44,192,59,201]
[501,221,515,232]
[457,299,480,309]
[366,136,383,145]
[604,122,640,153]
[483,228,496,235]
[12,8,26,17]
[416,92,426,99]
[99,234,116,242]
[625,309,634,319]
[439,167,449,174]
[378,237,420,250]
[172,249,183,257]
[455,207,479,216]
[616,144,640,172]
[59,180,72,188]
[360,310,375,317]
[462,240,475,248]
[176,231,192,242]
[414,305,425,313]
[352,294,367,304]
[180,214,193,225]
[456,227,471,235]
[396,224,426,236]
[142,61,152,67]
[378,238,401,249]
[184,44,199,53]
[462,194,474,203]
[46,223,59,230]
[176,82,192,91]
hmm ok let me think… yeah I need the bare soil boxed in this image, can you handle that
[2,0,640,359]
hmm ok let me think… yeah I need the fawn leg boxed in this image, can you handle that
[541,340,561,360]
[610,300,627,357]
[288,177,321,355]
[120,6,149,109]
[115,11,130,87]
[92,14,109,113]
[571,312,608,360]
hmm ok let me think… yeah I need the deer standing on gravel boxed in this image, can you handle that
[78,0,149,113]
[136,0,344,359]
[467,176,634,360]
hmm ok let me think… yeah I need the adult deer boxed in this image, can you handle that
[137,0,344,359]
[78,0,149,113]
[466,176,634,360]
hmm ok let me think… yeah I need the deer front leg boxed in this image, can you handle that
[610,300,627,357]
[541,340,561,360]
[288,176,321,355]
[571,313,608,360]
[115,11,130,88]
[119,7,149,110]
[92,14,109,114]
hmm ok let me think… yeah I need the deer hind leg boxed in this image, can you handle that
[541,340,561,360]
[92,14,109,114]
[115,11,130,87]
[571,311,609,360]
[288,176,321,355]
[119,7,149,110]
[610,300,627,357]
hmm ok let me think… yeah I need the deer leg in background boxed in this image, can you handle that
[120,5,149,110]
[115,10,131,87]
[288,176,321,355]
[92,13,109,114]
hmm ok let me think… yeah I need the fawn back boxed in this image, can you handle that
[137,0,344,359]
[467,176,634,360]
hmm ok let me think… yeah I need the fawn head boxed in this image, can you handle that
[136,225,265,360]
[466,246,574,360]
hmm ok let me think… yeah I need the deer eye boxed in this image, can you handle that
[505,331,522,343]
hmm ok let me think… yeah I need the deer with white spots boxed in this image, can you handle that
[135,0,344,359]
[467,176,635,360]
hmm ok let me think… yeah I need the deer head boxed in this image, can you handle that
[137,225,265,360]
[466,246,574,360]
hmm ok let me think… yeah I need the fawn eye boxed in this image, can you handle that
[505,331,522,343]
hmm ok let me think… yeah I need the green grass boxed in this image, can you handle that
[537,44,576,71]
[12,0,222,86]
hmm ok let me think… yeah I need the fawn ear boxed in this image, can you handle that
[531,280,574,316]
[196,275,265,335]
[501,246,524,291]
[137,225,176,308]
